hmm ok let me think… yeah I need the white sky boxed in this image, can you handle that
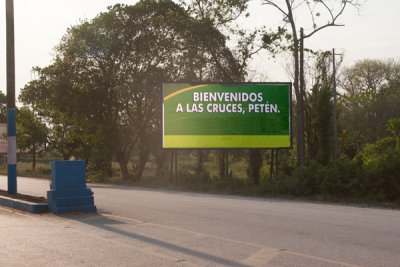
[1,0,400,100]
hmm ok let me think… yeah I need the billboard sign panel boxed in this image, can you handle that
[162,83,291,148]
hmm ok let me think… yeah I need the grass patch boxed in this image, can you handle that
[0,162,51,179]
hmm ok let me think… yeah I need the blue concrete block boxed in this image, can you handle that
[47,192,94,207]
[47,188,94,198]
[47,161,96,214]
[50,205,97,214]
[51,161,86,190]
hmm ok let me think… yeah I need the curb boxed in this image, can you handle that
[0,195,48,213]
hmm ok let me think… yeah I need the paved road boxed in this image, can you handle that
[1,176,400,266]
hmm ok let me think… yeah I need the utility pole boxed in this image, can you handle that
[298,28,305,166]
[332,49,341,160]
[6,0,17,194]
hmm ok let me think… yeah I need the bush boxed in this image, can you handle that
[276,135,400,203]
[322,159,364,198]
[37,166,51,176]
[283,161,326,196]
[358,137,400,201]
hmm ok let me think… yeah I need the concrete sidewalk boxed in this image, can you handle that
[0,207,193,266]
[0,205,358,267]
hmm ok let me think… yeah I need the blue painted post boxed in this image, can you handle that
[6,0,17,195]
[7,109,17,194]
[47,161,96,213]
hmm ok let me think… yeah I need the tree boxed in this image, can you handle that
[0,91,6,123]
[262,0,361,166]
[247,149,263,185]
[339,59,400,158]
[20,61,97,162]
[16,107,47,171]
[340,59,388,97]
[305,52,334,165]
[182,0,263,82]
[359,137,400,201]
[20,0,244,181]
[387,118,400,150]
[340,59,400,96]
[184,0,264,179]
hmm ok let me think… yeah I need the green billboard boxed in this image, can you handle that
[162,83,292,148]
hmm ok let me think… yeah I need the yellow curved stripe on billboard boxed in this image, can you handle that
[164,84,208,101]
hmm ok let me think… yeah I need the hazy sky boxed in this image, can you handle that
[1,0,400,100]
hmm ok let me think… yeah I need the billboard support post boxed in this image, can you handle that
[270,150,275,178]
[174,150,178,184]
[169,150,178,185]
[224,149,229,179]
[275,149,279,177]
[169,151,173,184]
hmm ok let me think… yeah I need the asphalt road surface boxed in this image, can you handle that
[1,176,400,266]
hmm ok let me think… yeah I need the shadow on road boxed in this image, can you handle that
[60,212,248,267]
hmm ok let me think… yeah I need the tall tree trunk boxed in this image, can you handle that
[32,145,36,171]
[217,150,225,179]
[116,152,130,180]
[132,145,150,182]
[285,0,305,166]
[248,149,262,185]
[269,149,275,178]
[115,142,133,180]
[195,150,204,175]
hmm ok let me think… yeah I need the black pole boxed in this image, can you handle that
[332,48,339,160]
[174,150,178,184]
[270,149,275,178]
[299,28,306,166]
[169,150,173,184]
[6,0,15,108]
[225,149,229,178]
[275,149,279,177]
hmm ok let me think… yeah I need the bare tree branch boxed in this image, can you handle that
[262,0,289,17]
[303,0,353,39]
[303,22,345,39]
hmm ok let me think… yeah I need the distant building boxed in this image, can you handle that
[0,123,6,154]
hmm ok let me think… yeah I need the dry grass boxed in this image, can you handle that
[0,162,51,179]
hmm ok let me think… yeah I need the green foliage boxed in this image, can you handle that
[20,0,245,181]
[312,83,333,165]
[306,52,333,165]
[358,137,400,201]
[387,118,400,149]
[0,91,6,123]
[360,137,396,167]
[16,107,48,171]
[321,159,365,198]
[339,59,400,158]
[284,161,325,196]
[279,136,400,202]
[388,118,400,137]
[272,136,400,203]
[340,59,390,96]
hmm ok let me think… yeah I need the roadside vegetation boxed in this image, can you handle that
[1,0,399,206]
